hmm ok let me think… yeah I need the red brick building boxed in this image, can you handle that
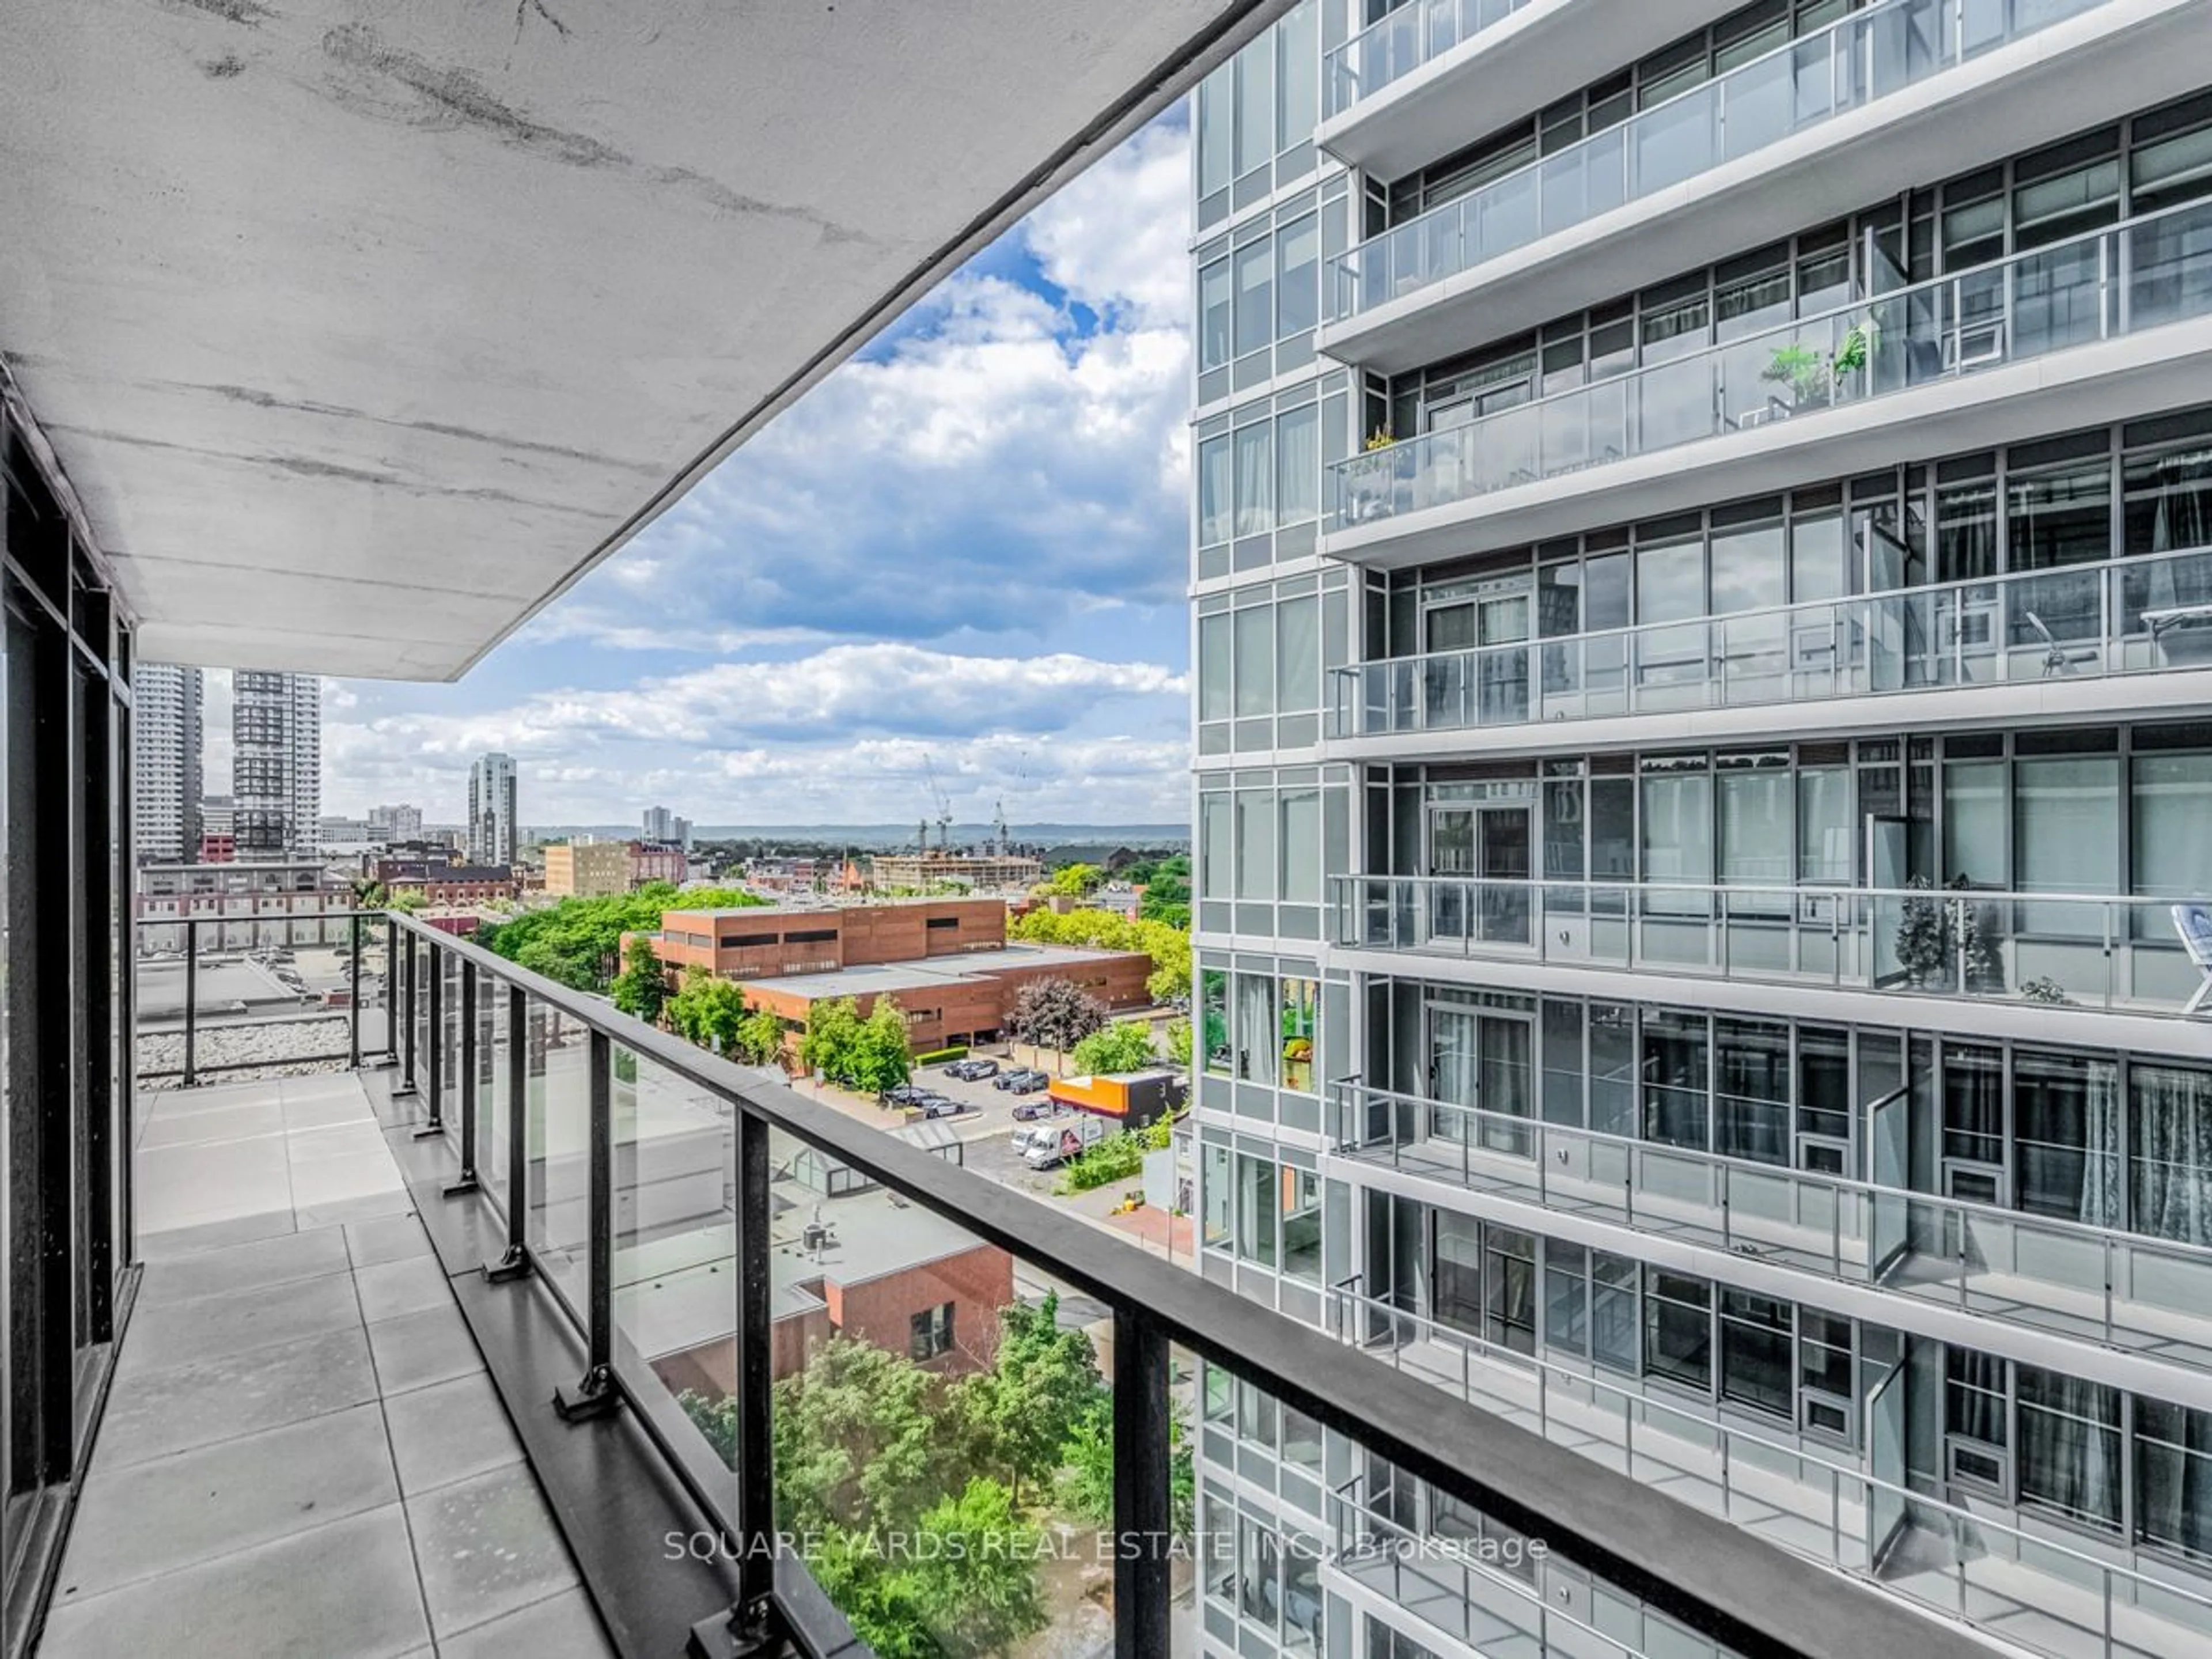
[642,897,1154,1054]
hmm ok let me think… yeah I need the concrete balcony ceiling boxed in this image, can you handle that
[0,0,1286,677]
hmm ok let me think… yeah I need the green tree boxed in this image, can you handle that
[610,934,670,1024]
[1008,906,1190,1005]
[477,882,770,991]
[1009,978,1106,1075]
[846,996,914,1093]
[799,995,865,1084]
[1164,1017,1193,1068]
[1069,1018,1157,1075]
[667,967,747,1051]
[772,1336,950,1535]
[950,1292,1102,1508]
[1059,1397,1195,1535]
[732,1003,787,1066]
[1046,862,1103,898]
[865,1480,1050,1658]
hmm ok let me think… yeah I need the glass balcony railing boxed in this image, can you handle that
[1321,0,1538,121]
[1328,874,2209,1016]
[1331,195,2212,530]
[1327,546,2212,739]
[1330,1278,2212,1659]
[1330,1078,2212,1366]
[1324,0,2109,325]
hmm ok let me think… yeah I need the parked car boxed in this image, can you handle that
[1007,1070,1050,1094]
[943,1057,999,1081]
[880,1082,929,1107]
[994,1067,1049,1093]
[916,1094,965,1119]
[1010,1099,1065,1122]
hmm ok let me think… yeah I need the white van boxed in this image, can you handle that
[1022,1113,1105,1170]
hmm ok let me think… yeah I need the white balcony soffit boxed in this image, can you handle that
[1316,0,1721,178]
[0,0,1288,677]
[1317,0,2212,376]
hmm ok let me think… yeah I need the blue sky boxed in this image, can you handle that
[308,116,1193,830]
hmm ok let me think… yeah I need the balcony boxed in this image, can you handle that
[1330,1281,2212,1659]
[1319,0,2212,378]
[1329,1080,2212,1381]
[1326,546,2212,757]
[1326,197,2212,564]
[55,909,1987,1659]
[1329,874,2209,1020]
[1316,0,1721,177]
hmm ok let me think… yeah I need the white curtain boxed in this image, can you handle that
[2078,1060,2123,1228]
[1236,974,1278,1086]
[2133,1063,2212,1245]
[1427,1009,1479,1144]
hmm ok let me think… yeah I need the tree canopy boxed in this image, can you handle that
[1069,1019,1158,1076]
[476,882,768,991]
[609,934,671,1024]
[1043,862,1103,898]
[799,995,912,1092]
[1008,907,1190,1003]
[1009,979,1105,1067]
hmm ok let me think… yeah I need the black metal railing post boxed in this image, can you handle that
[554,1029,619,1422]
[180,916,199,1088]
[415,941,445,1138]
[1113,1309,1171,1659]
[385,915,402,1065]
[691,1107,779,1658]
[393,931,418,1098]
[485,983,532,1283]
[445,959,480,1196]
[348,905,364,1071]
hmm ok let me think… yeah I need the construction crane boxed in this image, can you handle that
[922,755,954,853]
[995,750,1031,856]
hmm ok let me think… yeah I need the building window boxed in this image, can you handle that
[926,916,959,931]
[1643,1270,1712,1393]
[908,1302,955,1362]
[1235,1153,1279,1270]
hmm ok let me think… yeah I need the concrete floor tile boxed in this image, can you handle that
[56,1403,397,1600]
[135,1101,285,1149]
[115,1268,362,1380]
[380,1372,524,1497]
[297,1189,421,1230]
[287,1121,392,1165]
[366,1304,484,1396]
[289,1152,406,1209]
[140,1081,278,1118]
[346,1212,434,1268]
[406,1464,578,1640]
[138,1224,351,1304]
[354,1255,454,1324]
[94,1326,378,1469]
[39,1503,427,1659]
[437,1588,612,1658]
[134,1137,294,1233]
[284,1090,376,1130]
[136,1209,298,1262]
[282,1073,373,1106]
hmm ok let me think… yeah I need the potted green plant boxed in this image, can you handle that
[1946,874,2003,995]
[1762,344,1831,410]
[1893,875,1951,988]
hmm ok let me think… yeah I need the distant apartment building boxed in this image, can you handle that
[869,849,1045,892]
[746,856,863,896]
[467,751,518,866]
[131,662,203,863]
[542,839,630,897]
[367,802,424,840]
[231,670,319,857]
[374,862,514,906]
[630,841,687,887]
[135,858,342,953]
[196,832,235,864]
[317,815,378,847]
[641,805,694,848]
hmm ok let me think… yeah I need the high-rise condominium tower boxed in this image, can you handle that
[232,670,319,858]
[469,752,518,866]
[1188,6,2212,1658]
[131,662,202,863]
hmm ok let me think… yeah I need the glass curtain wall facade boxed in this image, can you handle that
[0,388,136,1657]
[1191,5,2212,1657]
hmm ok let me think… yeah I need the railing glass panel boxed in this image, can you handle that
[1330,547,2212,737]
[1328,874,2205,1015]
[1325,0,2111,323]
[1322,0,1537,120]
[1328,198,2212,528]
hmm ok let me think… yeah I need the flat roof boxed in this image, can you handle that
[663,896,998,922]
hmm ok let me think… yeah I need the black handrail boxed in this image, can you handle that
[375,909,1994,1659]
[130,909,399,1084]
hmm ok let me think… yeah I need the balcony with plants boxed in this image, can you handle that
[1326,196,2212,558]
